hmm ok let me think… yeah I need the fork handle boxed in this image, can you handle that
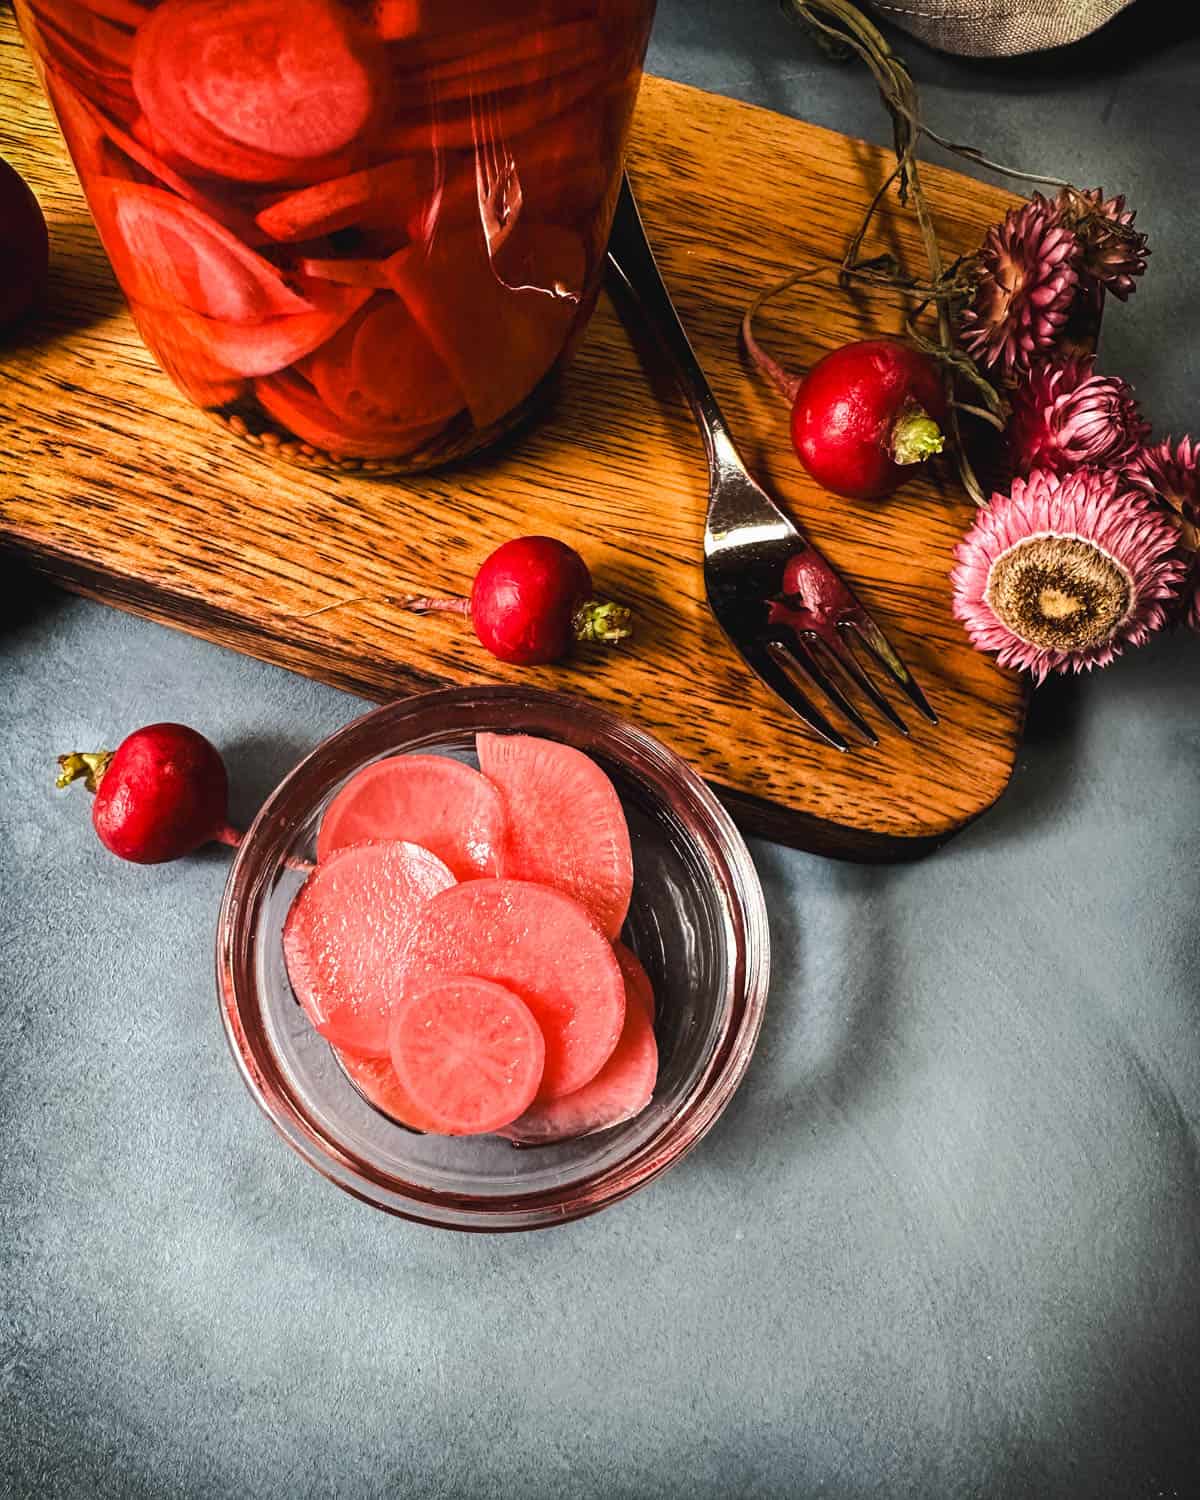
[606,175,745,482]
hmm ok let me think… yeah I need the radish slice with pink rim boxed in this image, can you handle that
[613,940,656,1024]
[255,368,452,458]
[132,0,381,183]
[282,839,456,1058]
[500,974,657,1144]
[476,732,633,940]
[389,974,545,1136]
[403,878,625,1101]
[317,753,506,881]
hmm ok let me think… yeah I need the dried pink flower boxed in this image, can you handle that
[951,467,1185,681]
[1007,355,1149,477]
[1056,186,1149,302]
[1128,436,1200,630]
[959,195,1081,376]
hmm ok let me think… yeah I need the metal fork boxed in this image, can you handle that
[471,87,524,259]
[606,176,937,751]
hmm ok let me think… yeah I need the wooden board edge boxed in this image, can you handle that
[5,540,1026,861]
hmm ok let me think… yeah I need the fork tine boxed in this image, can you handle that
[740,642,850,752]
[843,619,939,724]
[812,632,910,735]
[769,635,880,748]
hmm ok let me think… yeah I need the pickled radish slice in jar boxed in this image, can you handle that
[15,0,657,469]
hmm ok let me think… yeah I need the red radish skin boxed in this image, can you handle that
[55,722,238,864]
[742,317,947,500]
[389,974,546,1135]
[403,878,626,1100]
[0,157,50,328]
[316,752,506,879]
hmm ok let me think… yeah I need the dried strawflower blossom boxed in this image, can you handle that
[959,195,1081,376]
[951,467,1184,680]
[1007,355,1148,477]
[1128,436,1200,630]
[1055,186,1149,302]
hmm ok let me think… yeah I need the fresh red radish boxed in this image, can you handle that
[403,878,625,1100]
[0,157,49,329]
[255,367,450,458]
[316,753,506,880]
[741,321,947,500]
[371,537,632,665]
[385,224,584,429]
[389,974,545,1135]
[471,536,635,665]
[55,722,238,864]
[282,839,456,1057]
[332,1043,441,1133]
[613,940,655,1024]
[501,974,656,1144]
[476,732,633,939]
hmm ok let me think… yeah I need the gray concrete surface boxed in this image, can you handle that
[3,3,1199,1496]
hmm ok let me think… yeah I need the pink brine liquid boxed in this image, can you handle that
[16,0,656,469]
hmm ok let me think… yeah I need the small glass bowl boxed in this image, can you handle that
[216,686,770,1232]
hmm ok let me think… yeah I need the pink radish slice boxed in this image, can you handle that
[376,60,607,155]
[132,4,360,184]
[28,0,134,70]
[500,974,657,1144]
[136,0,383,161]
[52,80,266,241]
[296,258,394,289]
[386,224,584,428]
[404,879,625,1101]
[302,295,461,429]
[140,281,371,379]
[255,157,426,243]
[613,941,656,1024]
[389,974,545,1135]
[317,753,506,881]
[283,839,456,1058]
[255,368,452,458]
[331,1044,441,1133]
[476,733,633,941]
[88,179,315,322]
[130,300,248,407]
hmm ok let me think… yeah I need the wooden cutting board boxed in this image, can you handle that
[0,12,1026,858]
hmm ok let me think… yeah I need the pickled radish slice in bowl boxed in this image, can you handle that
[316,752,504,878]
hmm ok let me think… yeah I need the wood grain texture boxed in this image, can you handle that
[0,11,1027,859]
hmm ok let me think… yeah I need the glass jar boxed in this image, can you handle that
[16,0,657,472]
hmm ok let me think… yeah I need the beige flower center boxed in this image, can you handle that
[985,534,1132,651]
